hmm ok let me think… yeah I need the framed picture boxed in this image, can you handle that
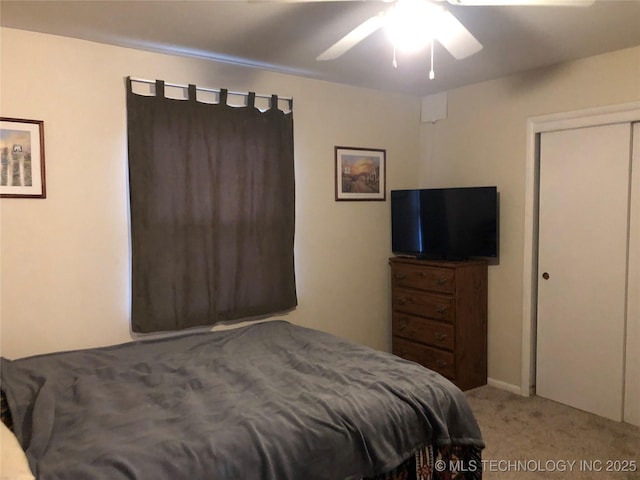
[1,118,46,198]
[335,146,386,201]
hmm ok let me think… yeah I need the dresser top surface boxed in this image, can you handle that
[389,256,488,268]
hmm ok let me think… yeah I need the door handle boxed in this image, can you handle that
[542,272,550,280]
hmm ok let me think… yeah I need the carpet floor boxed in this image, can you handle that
[464,385,640,480]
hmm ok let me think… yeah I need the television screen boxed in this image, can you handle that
[391,187,498,260]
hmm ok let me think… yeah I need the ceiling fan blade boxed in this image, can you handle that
[433,10,482,59]
[316,13,385,61]
[446,0,594,6]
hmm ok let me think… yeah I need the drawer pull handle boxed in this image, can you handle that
[394,273,407,280]
[436,359,448,368]
[434,332,447,341]
[398,320,408,331]
[436,305,447,314]
[398,297,412,305]
[436,277,447,286]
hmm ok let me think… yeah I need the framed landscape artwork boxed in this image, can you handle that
[0,118,46,198]
[335,146,386,201]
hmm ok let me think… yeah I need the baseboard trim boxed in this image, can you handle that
[487,377,524,396]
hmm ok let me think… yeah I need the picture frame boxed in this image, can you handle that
[1,117,46,198]
[335,146,386,201]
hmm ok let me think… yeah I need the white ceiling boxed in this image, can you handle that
[1,0,639,96]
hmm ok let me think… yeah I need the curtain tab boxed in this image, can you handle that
[271,94,279,111]
[155,80,165,98]
[188,84,197,102]
[219,88,228,106]
[247,92,256,108]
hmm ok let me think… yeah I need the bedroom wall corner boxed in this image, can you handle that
[418,45,640,390]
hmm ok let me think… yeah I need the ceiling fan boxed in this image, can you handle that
[316,0,595,75]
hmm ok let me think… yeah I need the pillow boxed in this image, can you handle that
[0,422,35,480]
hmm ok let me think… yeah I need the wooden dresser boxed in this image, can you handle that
[389,257,488,391]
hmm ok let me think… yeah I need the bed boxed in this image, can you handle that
[1,320,484,479]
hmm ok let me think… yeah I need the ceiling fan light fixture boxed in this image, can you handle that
[384,0,442,53]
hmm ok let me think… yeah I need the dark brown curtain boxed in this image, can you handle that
[126,79,296,333]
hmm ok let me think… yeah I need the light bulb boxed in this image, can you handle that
[385,0,441,54]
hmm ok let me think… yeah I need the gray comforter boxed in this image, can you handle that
[1,321,483,480]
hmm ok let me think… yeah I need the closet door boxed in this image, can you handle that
[536,123,631,421]
[625,122,640,427]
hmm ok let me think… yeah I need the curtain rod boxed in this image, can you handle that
[129,77,293,102]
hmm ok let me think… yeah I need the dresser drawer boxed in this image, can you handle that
[391,263,455,294]
[393,337,455,379]
[393,313,454,351]
[391,287,454,322]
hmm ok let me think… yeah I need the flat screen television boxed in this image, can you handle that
[391,186,498,260]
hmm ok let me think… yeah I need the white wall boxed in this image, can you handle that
[419,46,640,389]
[0,28,421,359]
